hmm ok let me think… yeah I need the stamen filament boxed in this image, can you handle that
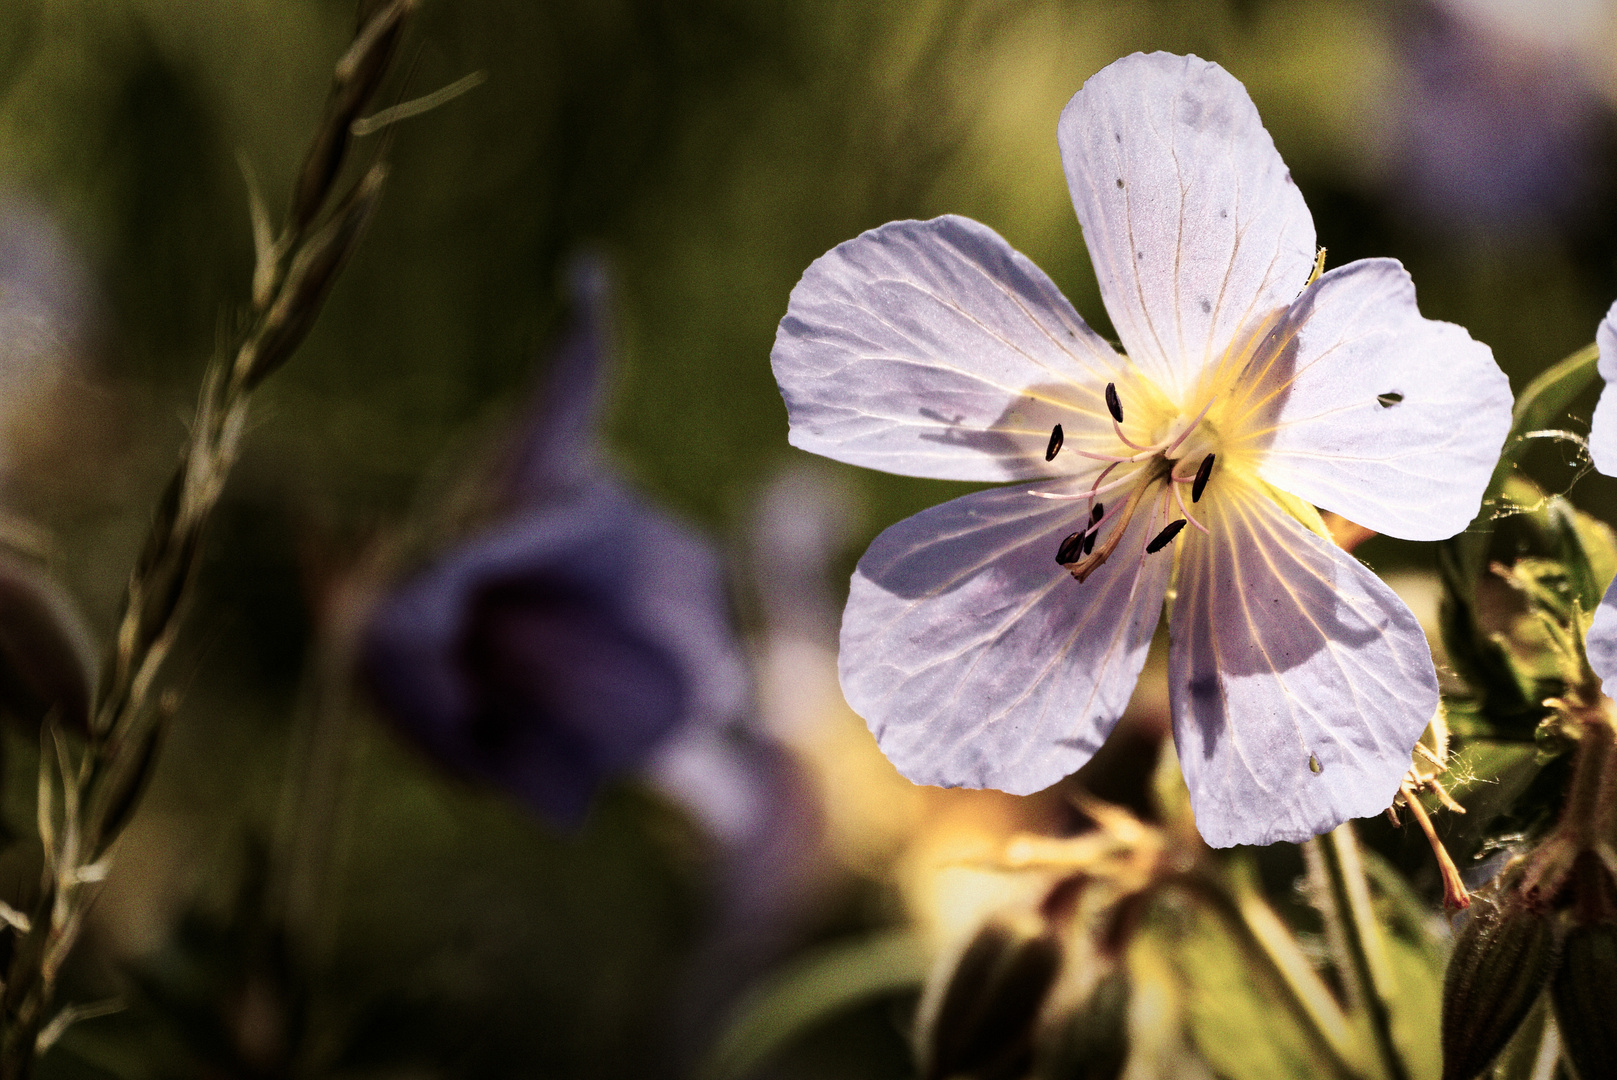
[1087,462,1119,509]
[1173,479,1209,534]
[1071,448,1138,464]
[1027,468,1140,502]
[1139,486,1165,556]
[1163,397,1216,457]
[1110,414,1152,452]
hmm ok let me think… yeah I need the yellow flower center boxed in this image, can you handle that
[1047,309,1291,583]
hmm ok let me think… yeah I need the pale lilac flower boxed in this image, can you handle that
[1579,301,1617,682]
[771,52,1513,847]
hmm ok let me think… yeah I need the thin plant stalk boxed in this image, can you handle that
[1307,825,1413,1080]
[0,3,413,1075]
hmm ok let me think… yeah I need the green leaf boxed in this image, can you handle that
[1420,740,1544,859]
[1439,341,1603,732]
[695,930,927,1080]
[1441,340,1598,631]
[1151,902,1349,1080]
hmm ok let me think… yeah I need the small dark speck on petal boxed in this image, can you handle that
[1199,299,1211,314]
[1377,392,1404,408]
[1284,172,1295,185]
[1220,209,1228,219]
[1136,251,1144,261]
[1115,132,1121,143]
[1116,178,1124,188]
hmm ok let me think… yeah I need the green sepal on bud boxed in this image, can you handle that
[1551,923,1617,1080]
[1440,899,1561,1080]
[920,921,1062,1080]
[1032,966,1130,1080]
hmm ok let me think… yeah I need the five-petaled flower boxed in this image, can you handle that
[1578,301,1617,683]
[771,52,1513,846]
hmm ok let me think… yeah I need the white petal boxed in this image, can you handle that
[1058,52,1316,400]
[1586,575,1617,688]
[1168,487,1437,848]
[840,481,1172,793]
[772,216,1126,482]
[1589,299,1617,476]
[1243,259,1512,541]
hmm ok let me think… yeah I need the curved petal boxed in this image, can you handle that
[1168,486,1436,848]
[839,481,1173,794]
[362,481,748,825]
[1586,575,1617,688]
[1589,299,1617,476]
[772,215,1126,482]
[1241,259,1512,541]
[1058,52,1316,400]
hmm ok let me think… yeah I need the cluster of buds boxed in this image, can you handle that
[1440,693,1617,1080]
[911,797,1191,1080]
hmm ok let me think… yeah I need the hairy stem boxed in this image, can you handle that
[1307,825,1411,1080]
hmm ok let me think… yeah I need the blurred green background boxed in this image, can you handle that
[0,0,1614,1076]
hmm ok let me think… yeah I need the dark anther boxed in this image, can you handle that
[1191,454,1215,503]
[1083,530,1097,555]
[1146,519,1187,554]
[1090,503,1104,523]
[1104,382,1124,423]
[1045,424,1064,461]
[1056,531,1085,564]
[1377,392,1403,408]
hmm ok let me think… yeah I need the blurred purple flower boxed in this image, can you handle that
[1389,0,1608,232]
[361,261,748,825]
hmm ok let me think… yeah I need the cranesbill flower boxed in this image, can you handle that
[772,52,1512,847]
[362,262,749,826]
[1578,301,1617,682]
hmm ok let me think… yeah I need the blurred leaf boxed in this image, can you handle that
[1149,902,1344,1080]
[1487,995,1551,1080]
[696,930,926,1080]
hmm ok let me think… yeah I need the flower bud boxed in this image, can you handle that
[1440,899,1560,1080]
[921,920,1062,1080]
[1551,922,1616,1080]
[1033,966,1130,1080]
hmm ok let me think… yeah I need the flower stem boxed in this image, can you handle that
[1306,824,1412,1080]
